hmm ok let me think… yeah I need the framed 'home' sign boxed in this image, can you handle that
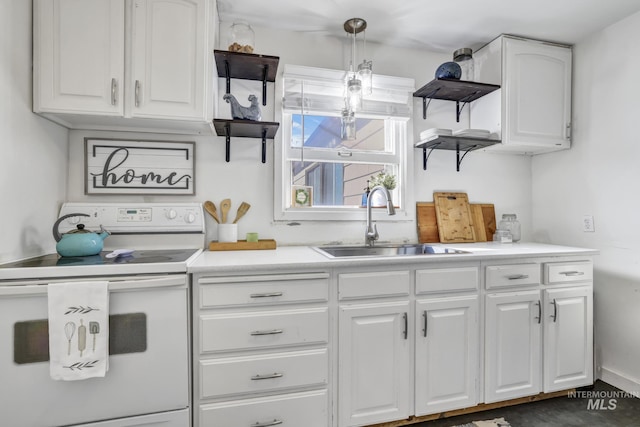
[85,138,195,195]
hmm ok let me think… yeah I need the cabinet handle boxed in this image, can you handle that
[251,373,283,380]
[111,78,117,105]
[403,312,408,340]
[535,300,541,324]
[423,310,428,337]
[250,329,284,336]
[507,274,529,280]
[550,299,558,322]
[559,271,584,277]
[566,122,571,139]
[135,80,141,107]
[250,292,283,298]
[252,420,283,427]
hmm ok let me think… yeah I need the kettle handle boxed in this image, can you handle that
[52,213,90,242]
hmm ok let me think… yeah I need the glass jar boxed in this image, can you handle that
[453,48,474,81]
[498,214,521,242]
[228,22,255,53]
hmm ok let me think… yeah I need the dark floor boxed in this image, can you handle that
[415,381,640,427]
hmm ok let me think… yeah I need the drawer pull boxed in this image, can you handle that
[507,274,529,280]
[559,271,584,277]
[251,372,284,380]
[250,329,284,336]
[252,420,283,427]
[250,292,284,298]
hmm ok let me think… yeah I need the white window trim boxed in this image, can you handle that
[274,65,415,222]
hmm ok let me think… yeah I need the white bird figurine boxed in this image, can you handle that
[223,93,261,121]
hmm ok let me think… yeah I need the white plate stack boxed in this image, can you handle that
[452,128,491,138]
[419,128,453,142]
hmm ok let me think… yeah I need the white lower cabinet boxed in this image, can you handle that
[415,295,479,415]
[200,390,328,427]
[194,272,330,427]
[485,290,542,403]
[484,260,593,404]
[543,286,593,392]
[338,300,411,427]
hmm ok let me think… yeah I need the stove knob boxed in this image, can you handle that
[166,209,178,220]
[185,212,196,223]
[68,216,81,225]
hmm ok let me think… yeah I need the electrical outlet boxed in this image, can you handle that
[583,215,595,232]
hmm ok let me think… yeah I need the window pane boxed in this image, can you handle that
[291,114,386,152]
[292,161,393,207]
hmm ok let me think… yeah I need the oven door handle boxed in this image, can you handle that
[0,276,187,296]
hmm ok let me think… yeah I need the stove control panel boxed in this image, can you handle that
[58,203,204,234]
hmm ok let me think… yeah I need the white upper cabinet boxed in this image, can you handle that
[34,0,125,116]
[33,0,215,135]
[471,35,572,154]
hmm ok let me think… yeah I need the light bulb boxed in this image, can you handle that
[358,60,372,96]
[347,76,362,111]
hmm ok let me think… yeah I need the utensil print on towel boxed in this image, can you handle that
[78,319,87,357]
[64,322,76,356]
[89,321,100,352]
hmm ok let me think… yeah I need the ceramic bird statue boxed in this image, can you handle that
[223,93,261,121]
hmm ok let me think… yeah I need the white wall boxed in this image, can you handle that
[0,0,68,264]
[65,22,532,247]
[532,11,640,392]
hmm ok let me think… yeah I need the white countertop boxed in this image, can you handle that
[188,242,598,274]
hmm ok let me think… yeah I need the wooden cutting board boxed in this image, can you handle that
[472,204,496,241]
[417,201,496,243]
[416,202,440,243]
[433,192,476,243]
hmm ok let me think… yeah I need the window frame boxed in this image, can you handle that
[274,65,415,222]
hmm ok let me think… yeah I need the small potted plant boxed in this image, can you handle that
[367,171,397,207]
[369,171,397,190]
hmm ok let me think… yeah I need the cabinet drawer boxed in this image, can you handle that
[200,390,328,427]
[200,307,328,353]
[486,263,540,289]
[416,266,479,294]
[544,262,593,284]
[200,349,328,399]
[339,270,410,300]
[199,273,329,308]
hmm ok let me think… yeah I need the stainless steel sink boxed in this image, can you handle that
[314,244,468,258]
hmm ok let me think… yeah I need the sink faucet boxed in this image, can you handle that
[365,185,396,246]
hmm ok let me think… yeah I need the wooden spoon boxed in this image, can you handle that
[203,201,220,223]
[219,199,231,224]
[233,202,251,224]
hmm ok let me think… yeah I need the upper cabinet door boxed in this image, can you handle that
[503,37,572,150]
[34,0,125,115]
[129,0,207,120]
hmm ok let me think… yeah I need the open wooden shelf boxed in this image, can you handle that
[413,78,500,121]
[213,119,279,163]
[415,135,500,172]
[214,50,280,106]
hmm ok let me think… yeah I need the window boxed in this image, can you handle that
[276,65,414,221]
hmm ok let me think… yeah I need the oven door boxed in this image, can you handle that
[0,275,189,427]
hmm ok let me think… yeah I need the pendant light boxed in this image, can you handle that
[341,18,369,140]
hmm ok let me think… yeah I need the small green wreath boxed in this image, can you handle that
[295,188,309,205]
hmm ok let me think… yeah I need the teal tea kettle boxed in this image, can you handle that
[53,213,110,257]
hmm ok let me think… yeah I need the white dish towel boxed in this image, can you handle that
[47,281,109,381]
